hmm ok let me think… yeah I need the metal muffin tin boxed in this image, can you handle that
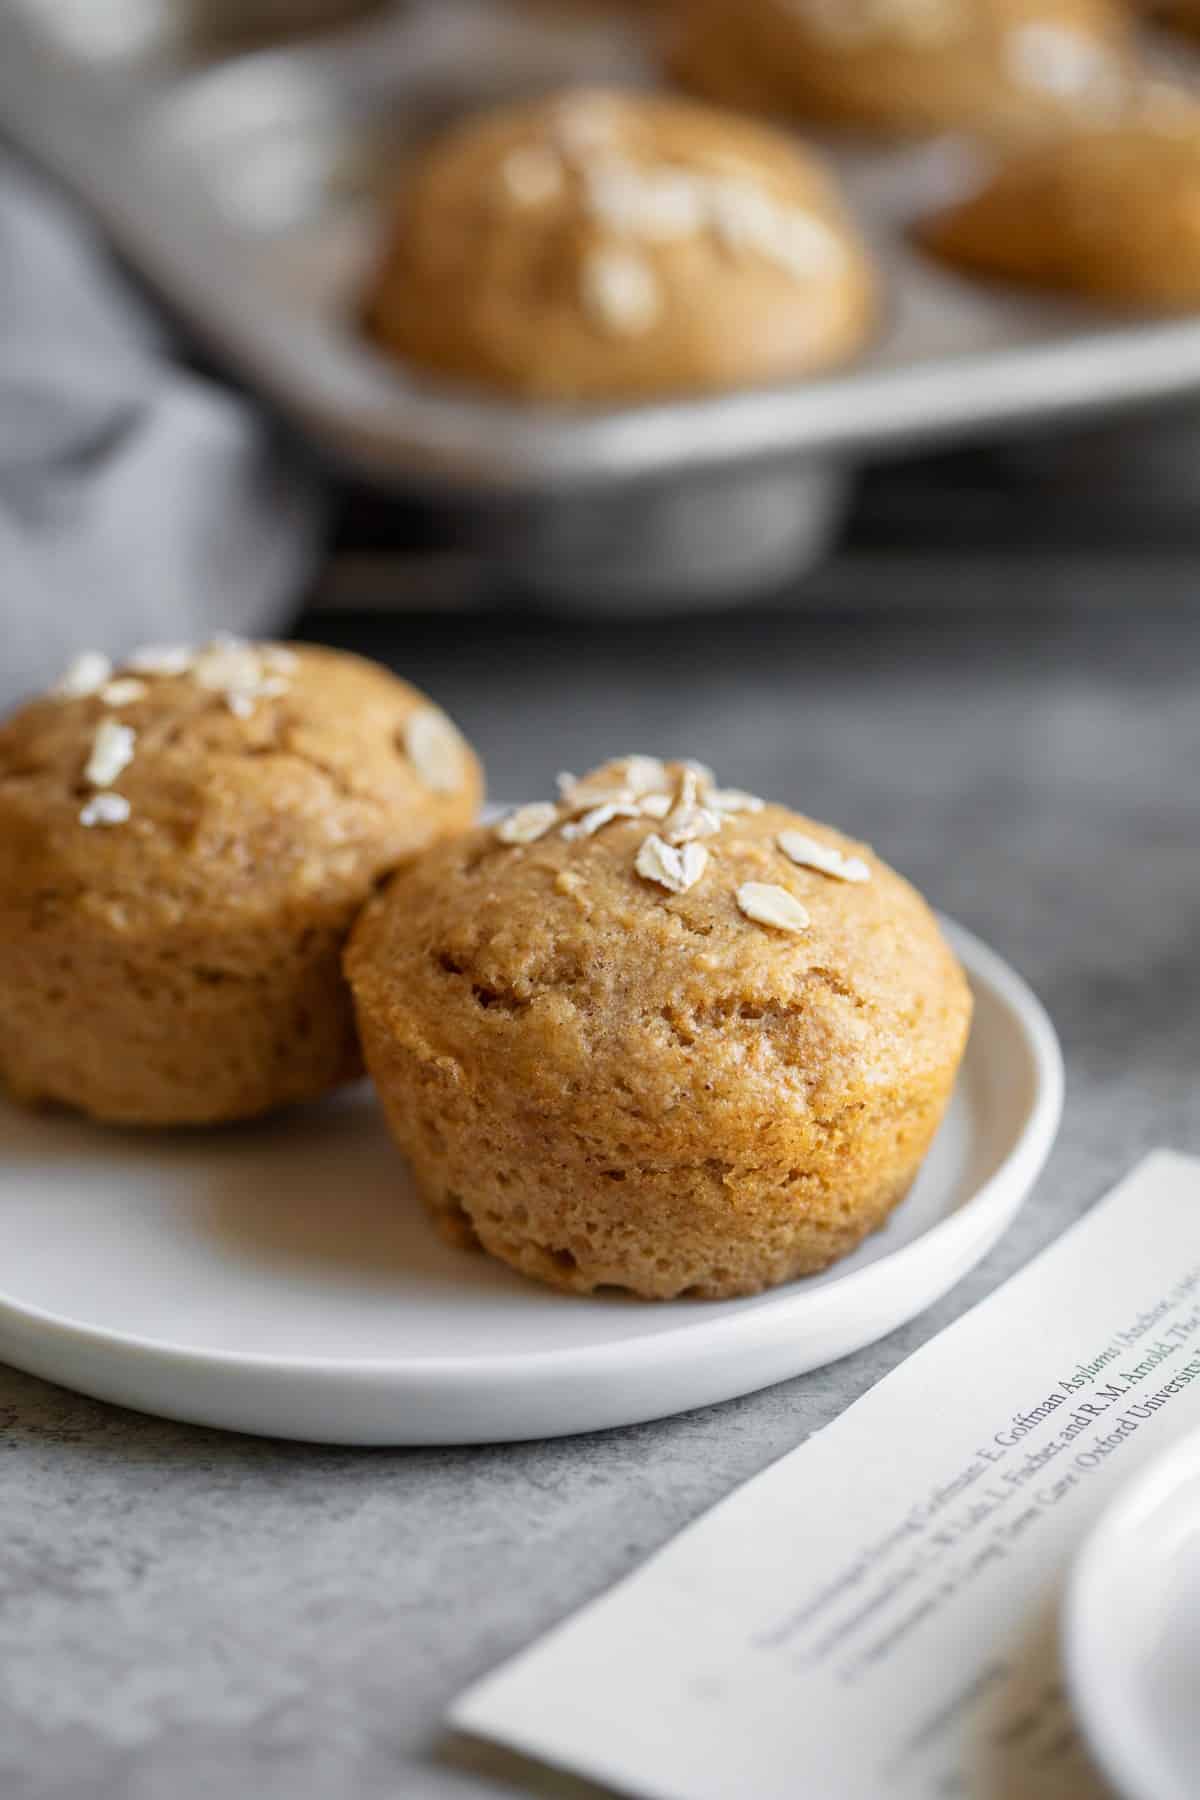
[6,0,1200,600]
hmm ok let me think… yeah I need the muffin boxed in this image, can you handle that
[0,640,481,1126]
[347,757,971,1300]
[363,88,878,401]
[919,104,1200,307]
[670,0,1134,141]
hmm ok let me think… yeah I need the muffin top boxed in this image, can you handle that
[0,640,481,937]
[363,87,877,401]
[348,756,971,1125]
[920,101,1200,306]
[670,0,1134,142]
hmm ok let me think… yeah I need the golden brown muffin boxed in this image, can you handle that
[363,88,878,402]
[918,104,1200,307]
[347,757,971,1300]
[670,0,1135,142]
[0,640,481,1127]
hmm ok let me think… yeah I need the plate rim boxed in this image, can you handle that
[1064,1424,1200,1800]
[0,916,1062,1385]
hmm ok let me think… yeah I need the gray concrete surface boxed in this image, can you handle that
[3,587,1198,1800]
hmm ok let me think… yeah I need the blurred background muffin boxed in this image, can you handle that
[920,102,1200,306]
[669,0,1135,140]
[364,86,878,401]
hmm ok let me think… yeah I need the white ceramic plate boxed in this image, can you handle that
[0,919,1060,1445]
[1066,1426,1200,1800]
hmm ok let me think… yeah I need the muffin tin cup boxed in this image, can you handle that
[6,0,1200,603]
[497,460,851,611]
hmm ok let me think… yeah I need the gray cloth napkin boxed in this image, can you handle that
[0,152,325,708]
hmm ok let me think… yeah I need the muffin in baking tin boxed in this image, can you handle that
[670,0,1134,141]
[364,87,878,401]
[920,102,1200,308]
